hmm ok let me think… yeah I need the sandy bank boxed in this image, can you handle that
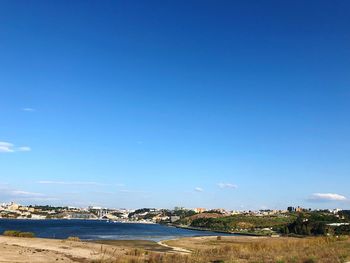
[0,236,126,262]
[0,235,287,262]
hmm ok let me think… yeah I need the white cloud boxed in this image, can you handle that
[194,187,204,192]
[37,181,106,186]
[22,108,35,112]
[0,142,14,152]
[0,141,31,153]
[308,193,347,202]
[217,183,238,189]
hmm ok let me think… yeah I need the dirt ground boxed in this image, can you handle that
[0,235,296,262]
[1,235,349,263]
[0,236,127,262]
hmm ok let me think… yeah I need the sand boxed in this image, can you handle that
[0,235,266,262]
[0,236,127,262]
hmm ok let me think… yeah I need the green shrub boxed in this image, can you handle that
[3,230,35,238]
[3,230,21,237]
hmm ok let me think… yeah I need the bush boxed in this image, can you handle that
[3,230,21,237]
[66,236,81,242]
[3,230,35,238]
[18,232,35,238]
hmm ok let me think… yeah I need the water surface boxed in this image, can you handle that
[0,219,231,241]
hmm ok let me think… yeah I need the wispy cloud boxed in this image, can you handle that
[217,183,238,189]
[308,193,347,202]
[9,190,44,197]
[22,108,36,112]
[37,181,106,186]
[0,186,55,201]
[18,146,31,152]
[23,197,60,201]
[0,142,14,153]
[0,142,31,153]
[194,187,204,192]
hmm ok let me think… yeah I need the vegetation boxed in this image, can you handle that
[170,209,196,218]
[94,240,173,253]
[178,214,296,234]
[3,230,35,238]
[92,236,350,263]
[281,212,350,236]
[29,205,67,211]
[339,210,350,220]
[66,236,81,242]
[176,211,350,236]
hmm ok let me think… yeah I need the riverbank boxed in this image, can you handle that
[0,235,181,262]
[170,223,268,236]
[0,235,266,262]
[0,235,120,262]
[0,235,349,262]
[0,233,207,262]
[0,236,260,263]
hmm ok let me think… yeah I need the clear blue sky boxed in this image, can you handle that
[1,0,349,210]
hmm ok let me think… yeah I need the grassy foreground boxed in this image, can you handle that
[92,236,350,263]
[0,234,349,262]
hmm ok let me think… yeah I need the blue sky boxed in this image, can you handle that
[1,0,350,210]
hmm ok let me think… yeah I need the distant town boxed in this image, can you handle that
[1,202,349,237]
[0,202,344,222]
[0,201,332,222]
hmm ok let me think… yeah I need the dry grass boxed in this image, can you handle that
[93,236,350,263]
[94,240,173,252]
[66,236,82,242]
[3,230,35,238]
[185,236,350,263]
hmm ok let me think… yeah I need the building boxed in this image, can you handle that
[194,208,206,213]
[8,202,20,211]
[211,208,228,214]
[295,206,303,212]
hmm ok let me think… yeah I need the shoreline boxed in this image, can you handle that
[0,234,346,262]
[0,235,208,262]
[0,218,269,238]
[169,223,265,237]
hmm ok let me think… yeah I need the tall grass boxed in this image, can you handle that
[94,236,350,263]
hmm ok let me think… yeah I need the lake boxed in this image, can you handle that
[0,219,231,241]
